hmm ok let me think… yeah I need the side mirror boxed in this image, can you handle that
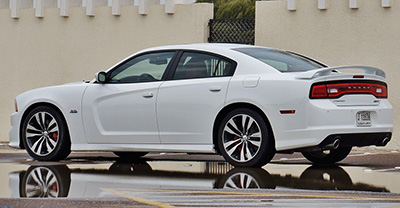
[95,71,107,83]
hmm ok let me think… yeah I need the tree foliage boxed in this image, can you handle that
[196,0,255,19]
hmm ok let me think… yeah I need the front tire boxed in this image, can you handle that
[21,106,71,161]
[217,108,275,167]
[20,165,71,198]
[301,147,352,164]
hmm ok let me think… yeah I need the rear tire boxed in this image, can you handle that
[299,165,352,190]
[217,108,275,167]
[301,147,352,164]
[21,106,71,161]
[215,168,275,189]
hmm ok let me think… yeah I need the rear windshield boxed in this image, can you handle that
[233,47,326,72]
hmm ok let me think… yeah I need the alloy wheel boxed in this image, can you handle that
[223,172,260,189]
[25,167,59,198]
[25,112,59,157]
[222,114,262,163]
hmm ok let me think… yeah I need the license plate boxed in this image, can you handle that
[356,111,371,127]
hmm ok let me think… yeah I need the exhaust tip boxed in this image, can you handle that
[323,137,341,150]
[332,138,340,149]
[381,137,390,146]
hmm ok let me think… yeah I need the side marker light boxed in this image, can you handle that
[280,110,296,114]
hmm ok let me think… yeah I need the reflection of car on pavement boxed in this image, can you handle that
[17,165,71,198]
[9,43,393,167]
[9,162,389,198]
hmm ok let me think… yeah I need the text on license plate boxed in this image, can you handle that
[356,111,371,127]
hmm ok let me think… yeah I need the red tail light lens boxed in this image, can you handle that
[310,85,328,98]
[310,81,387,99]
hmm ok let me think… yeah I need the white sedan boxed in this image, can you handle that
[9,43,393,167]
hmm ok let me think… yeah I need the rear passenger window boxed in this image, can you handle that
[173,52,235,80]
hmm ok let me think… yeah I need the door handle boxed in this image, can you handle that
[209,86,222,92]
[142,92,154,98]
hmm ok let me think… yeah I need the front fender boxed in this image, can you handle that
[12,82,90,148]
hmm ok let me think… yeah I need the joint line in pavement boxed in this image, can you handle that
[101,188,178,208]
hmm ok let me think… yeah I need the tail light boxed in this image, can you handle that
[310,81,387,99]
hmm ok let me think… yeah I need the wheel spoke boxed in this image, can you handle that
[31,169,44,186]
[35,138,46,155]
[249,132,261,138]
[246,117,256,133]
[27,124,41,132]
[228,119,240,132]
[48,189,58,198]
[37,169,46,187]
[224,125,241,137]
[47,174,58,197]
[240,174,248,188]
[227,142,242,157]
[26,132,43,138]
[45,138,53,153]
[242,115,254,134]
[242,115,248,133]
[35,113,44,130]
[41,112,46,129]
[45,171,51,183]
[240,142,246,161]
[47,119,58,133]
[223,139,238,149]
[31,136,45,154]
[48,125,58,134]
[245,175,253,188]
[47,136,57,147]
[247,139,261,148]
[26,184,41,197]
[245,143,254,159]
[224,178,237,189]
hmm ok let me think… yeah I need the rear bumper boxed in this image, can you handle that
[271,98,393,151]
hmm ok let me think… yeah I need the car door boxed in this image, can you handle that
[82,51,176,144]
[157,51,236,144]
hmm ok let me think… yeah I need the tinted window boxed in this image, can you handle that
[173,52,234,80]
[234,48,325,72]
[109,52,175,83]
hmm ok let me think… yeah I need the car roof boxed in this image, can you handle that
[139,43,276,55]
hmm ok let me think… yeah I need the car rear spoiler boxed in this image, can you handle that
[295,66,386,79]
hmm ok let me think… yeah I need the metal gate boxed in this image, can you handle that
[208,18,255,45]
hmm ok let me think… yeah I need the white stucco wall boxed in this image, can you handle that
[0,2,213,142]
[256,0,399,149]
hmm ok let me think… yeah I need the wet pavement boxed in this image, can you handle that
[1,143,400,207]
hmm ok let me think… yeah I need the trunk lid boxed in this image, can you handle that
[296,66,388,106]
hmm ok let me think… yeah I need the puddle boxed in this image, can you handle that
[1,160,399,198]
